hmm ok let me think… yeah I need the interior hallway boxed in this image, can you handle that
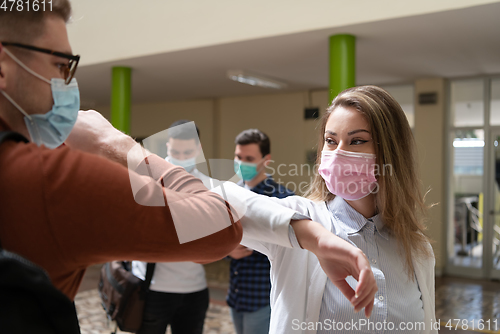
[75,264,500,334]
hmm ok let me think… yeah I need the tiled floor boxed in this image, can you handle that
[435,276,500,333]
[75,289,235,334]
[75,265,235,334]
[76,265,500,334]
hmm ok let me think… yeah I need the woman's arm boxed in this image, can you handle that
[291,219,377,318]
[210,181,309,248]
[211,181,377,318]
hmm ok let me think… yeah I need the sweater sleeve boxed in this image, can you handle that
[40,146,242,267]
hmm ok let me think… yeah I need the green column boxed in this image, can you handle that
[329,34,356,104]
[111,67,132,134]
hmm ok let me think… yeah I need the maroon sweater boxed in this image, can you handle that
[0,128,242,300]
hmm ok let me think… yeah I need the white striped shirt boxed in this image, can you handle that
[290,196,425,334]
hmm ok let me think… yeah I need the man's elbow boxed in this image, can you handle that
[194,220,242,264]
[205,219,242,262]
[188,193,243,262]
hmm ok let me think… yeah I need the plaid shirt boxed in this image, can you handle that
[226,176,295,312]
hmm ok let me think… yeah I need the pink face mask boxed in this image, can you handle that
[318,149,378,200]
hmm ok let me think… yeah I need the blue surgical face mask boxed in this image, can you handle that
[234,160,259,181]
[166,155,197,172]
[0,48,80,149]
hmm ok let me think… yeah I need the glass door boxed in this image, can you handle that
[488,130,500,279]
[489,80,500,278]
[447,129,484,277]
[447,77,500,279]
[448,129,500,279]
[446,78,486,277]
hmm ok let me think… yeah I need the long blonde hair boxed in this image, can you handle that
[305,85,431,278]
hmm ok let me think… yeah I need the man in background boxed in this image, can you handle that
[228,129,295,334]
[164,120,211,188]
[133,120,211,334]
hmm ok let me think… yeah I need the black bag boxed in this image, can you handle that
[98,261,156,333]
[0,131,81,334]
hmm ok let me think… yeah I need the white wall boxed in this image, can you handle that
[414,78,447,273]
[97,99,216,159]
[67,0,499,66]
[381,84,415,127]
[94,86,417,194]
[97,90,326,194]
[96,83,446,271]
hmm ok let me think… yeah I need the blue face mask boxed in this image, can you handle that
[0,48,80,149]
[166,155,197,172]
[234,160,259,181]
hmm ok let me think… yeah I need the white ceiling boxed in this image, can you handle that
[75,2,500,108]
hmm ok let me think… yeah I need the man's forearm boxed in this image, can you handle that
[66,110,147,167]
[100,133,145,168]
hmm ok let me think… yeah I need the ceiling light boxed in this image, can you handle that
[227,70,287,89]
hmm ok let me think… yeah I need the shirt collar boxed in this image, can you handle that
[327,196,389,240]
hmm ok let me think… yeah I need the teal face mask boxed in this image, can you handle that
[234,160,259,181]
[166,155,197,172]
[0,48,80,149]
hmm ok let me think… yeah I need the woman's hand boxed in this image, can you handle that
[291,219,377,318]
[315,232,377,317]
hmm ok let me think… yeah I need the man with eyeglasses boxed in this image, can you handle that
[0,0,242,303]
[0,3,379,331]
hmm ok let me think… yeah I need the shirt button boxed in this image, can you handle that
[235,289,239,293]
[379,296,384,301]
[371,259,377,264]
[234,271,238,275]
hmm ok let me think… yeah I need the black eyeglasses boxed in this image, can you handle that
[1,42,80,85]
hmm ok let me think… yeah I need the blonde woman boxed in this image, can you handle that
[221,85,436,334]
